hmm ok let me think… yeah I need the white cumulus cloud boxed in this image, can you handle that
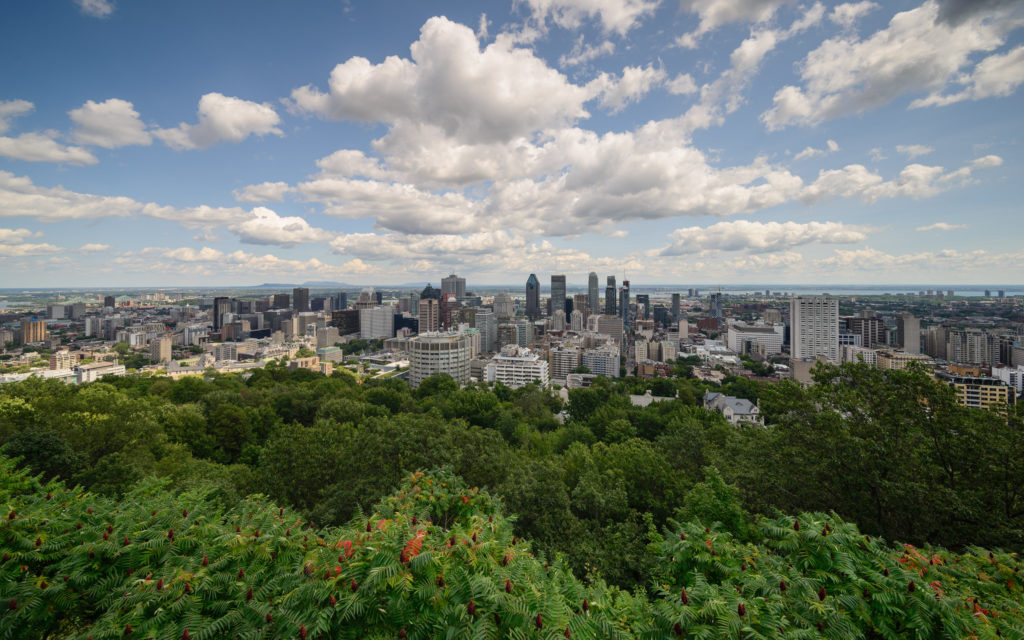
[69,99,151,148]
[155,93,283,151]
[656,220,872,255]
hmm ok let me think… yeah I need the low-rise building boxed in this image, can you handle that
[76,361,126,383]
[939,373,1015,409]
[484,345,549,389]
[704,390,763,425]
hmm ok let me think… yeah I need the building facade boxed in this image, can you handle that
[408,332,472,388]
[791,296,839,363]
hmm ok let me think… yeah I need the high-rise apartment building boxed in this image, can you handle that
[419,298,440,333]
[790,296,840,363]
[293,287,310,312]
[946,329,997,366]
[408,332,471,388]
[896,313,921,355]
[550,275,566,316]
[588,272,599,320]
[605,276,617,315]
[485,345,549,389]
[441,274,466,299]
[150,335,172,363]
[847,316,886,347]
[526,274,540,319]
[359,306,395,339]
[49,348,77,370]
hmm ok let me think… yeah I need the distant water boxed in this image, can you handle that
[621,285,1024,297]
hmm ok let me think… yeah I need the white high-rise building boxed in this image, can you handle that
[550,309,566,332]
[408,332,472,388]
[570,310,584,332]
[360,306,395,340]
[790,296,840,363]
[493,293,515,319]
[727,324,784,355]
[582,345,620,377]
[549,346,581,381]
[485,345,549,388]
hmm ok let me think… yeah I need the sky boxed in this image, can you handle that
[1,0,1022,287]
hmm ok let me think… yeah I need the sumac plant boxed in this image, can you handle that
[2,455,1021,639]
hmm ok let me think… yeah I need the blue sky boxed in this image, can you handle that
[1,0,1022,287]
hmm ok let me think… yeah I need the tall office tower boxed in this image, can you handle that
[408,332,472,388]
[619,280,630,325]
[671,293,680,320]
[335,291,348,310]
[636,294,650,319]
[790,296,840,363]
[419,298,440,333]
[272,293,289,309]
[709,293,723,319]
[293,287,310,312]
[985,290,992,297]
[474,309,496,353]
[550,275,566,316]
[493,293,514,319]
[605,276,617,315]
[896,313,921,354]
[588,272,599,318]
[104,295,116,309]
[678,317,689,341]
[573,293,590,319]
[20,318,48,344]
[526,274,540,319]
[375,291,383,305]
[212,296,231,331]
[441,274,467,299]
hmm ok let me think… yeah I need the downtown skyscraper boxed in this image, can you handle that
[525,274,540,319]
[605,275,617,316]
[550,275,566,316]
[588,272,599,319]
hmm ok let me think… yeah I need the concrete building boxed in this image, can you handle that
[493,293,514,319]
[791,296,839,363]
[49,349,78,370]
[76,361,126,383]
[597,315,624,350]
[841,345,878,366]
[293,287,310,312]
[150,335,172,363]
[993,365,1024,393]
[441,274,466,299]
[727,324,783,356]
[407,332,472,388]
[947,329,997,366]
[588,272,600,321]
[582,345,620,378]
[940,373,1014,409]
[360,306,395,340]
[549,346,581,381]
[419,298,440,333]
[847,316,886,348]
[570,310,584,332]
[485,345,549,388]
[875,349,930,370]
[896,313,921,354]
[20,318,48,344]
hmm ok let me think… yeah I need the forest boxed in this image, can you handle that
[2,361,1023,637]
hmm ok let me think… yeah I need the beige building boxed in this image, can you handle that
[875,350,930,371]
[49,349,78,370]
[941,373,1014,409]
[20,318,48,344]
[150,335,172,363]
[418,298,439,333]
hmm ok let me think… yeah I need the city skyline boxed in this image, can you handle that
[2,0,1023,287]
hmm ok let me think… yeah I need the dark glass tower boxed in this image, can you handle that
[550,275,566,316]
[526,274,540,319]
[588,272,599,319]
[604,275,616,315]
